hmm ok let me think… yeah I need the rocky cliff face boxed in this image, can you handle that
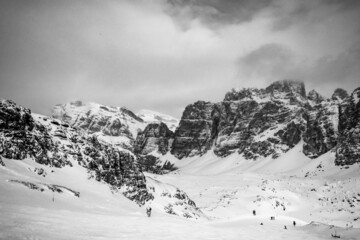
[336,87,360,165]
[332,88,349,102]
[308,89,325,105]
[0,99,152,205]
[303,102,338,158]
[171,80,359,165]
[134,122,174,155]
[171,101,216,159]
[265,79,307,101]
[0,99,65,166]
[172,80,308,159]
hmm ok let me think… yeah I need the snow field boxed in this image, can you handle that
[1,142,360,240]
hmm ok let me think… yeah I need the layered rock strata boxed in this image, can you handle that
[171,80,359,165]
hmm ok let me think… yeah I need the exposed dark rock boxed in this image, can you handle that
[242,141,275,160]
[120,107,144,123]
[134,122,177,175]
[335,87,360,165]
[0,99,61,165]
[134,123,174,155]
[308,90,325,104]
[265,79,307,100]
[224,88,266,101]
[171,101,216,159]
[332,88,349,102]
[170,80,359,166]
[137,155,177,174]
[9,180,81,197]
[275,121,304,148]
[51,184,80,197]
[213,100,258,157]
[173,189,196,207]
[0,156,5,166]
[162,188,198,217]
[0,99,34,131]
[172,84,309,159]
[172,81,309,160]
[9,180,44,191]
[70,100,83,107]
[34,167,47,177]
[303,103,338,158]
[0,99,152,205]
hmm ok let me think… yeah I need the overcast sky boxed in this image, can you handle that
[0,0,359,118]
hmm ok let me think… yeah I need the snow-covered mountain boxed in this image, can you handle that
[0,99,151,204]
[134,122,174,156]
[50,81,360,168]
[168,80,360,166]
[171,80,314,159]
[52,101,146,151]
[52,102,180,152]
[1,80,360,240]
[137,109,179,132]
[0,99,202,218]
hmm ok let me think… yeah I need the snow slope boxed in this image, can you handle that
[3,158,358,240]
[157,142,360,230]
[1,140,360,240]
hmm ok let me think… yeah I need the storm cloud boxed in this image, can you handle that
[0,0,359,118]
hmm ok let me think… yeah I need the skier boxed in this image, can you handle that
[293,220,296,227]
[253,210,256,216]
[146,207,152,217]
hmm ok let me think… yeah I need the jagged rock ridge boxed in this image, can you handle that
[0,99,203,218]
[134,123,178,174]
[0,99,152,205]
[172,80,309,159]
[336,87,360,165]
[308,89,325,105]
[171,80,360,165]
[171,101,215,159]
[134,122,174,156]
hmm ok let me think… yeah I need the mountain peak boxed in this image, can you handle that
[224,88,266,101]
[307,89,325,104]
[52,101,147,149]
[137,109,179,132]
[69,100,84,107]
[331,88,349,102]
[351,87,360,104]
[265,79,306,98]
[224,80,307,103]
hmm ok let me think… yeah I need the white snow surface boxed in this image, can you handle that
[1,143,360,239]
[137,109,179,132]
